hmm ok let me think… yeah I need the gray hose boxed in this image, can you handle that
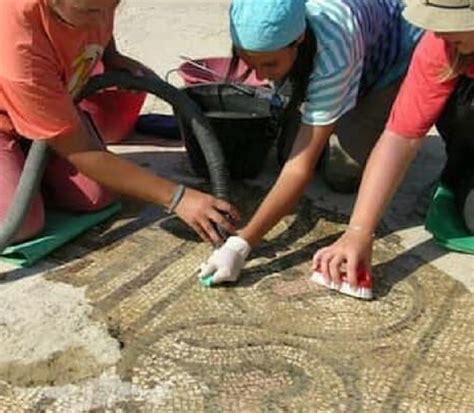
[0,141,49,251]
[78,70,230,200]
[0,70,230,252]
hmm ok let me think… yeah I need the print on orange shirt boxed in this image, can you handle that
[68,44,104,97]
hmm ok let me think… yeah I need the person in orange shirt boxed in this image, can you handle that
[0,0,238,244]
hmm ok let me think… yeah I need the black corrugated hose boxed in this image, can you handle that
[0,70,230,252]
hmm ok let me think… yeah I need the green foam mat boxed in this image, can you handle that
[0,201,121,267]
[425,185,474,254]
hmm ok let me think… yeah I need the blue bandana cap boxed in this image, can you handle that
[230,0,307,52]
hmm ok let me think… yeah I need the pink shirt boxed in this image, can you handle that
[0,0,114,140]
[387,32,474,139]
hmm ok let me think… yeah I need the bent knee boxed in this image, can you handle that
[74,188,116,212]
[323,163,362,194]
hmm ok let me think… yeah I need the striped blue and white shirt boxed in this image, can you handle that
[302,0,422,126]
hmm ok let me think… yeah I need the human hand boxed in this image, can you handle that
[174,187,240,244]
[198,236,251,285]
[312,228,374,289]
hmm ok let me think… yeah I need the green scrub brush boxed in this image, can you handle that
[199,274,214,287]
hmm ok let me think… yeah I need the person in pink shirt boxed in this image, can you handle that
[314,0,474,289]
[0,0,238,245]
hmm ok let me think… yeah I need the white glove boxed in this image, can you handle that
[199,236,251,285]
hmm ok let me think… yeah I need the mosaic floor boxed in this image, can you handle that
[0,183,472,412]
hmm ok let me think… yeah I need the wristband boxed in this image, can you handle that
[346,224,375,238]
[166,184,186,214]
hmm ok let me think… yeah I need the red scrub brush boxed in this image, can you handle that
[311,266,373,300]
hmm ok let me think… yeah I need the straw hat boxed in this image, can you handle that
[403,0,474,32]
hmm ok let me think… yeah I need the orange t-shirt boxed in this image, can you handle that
[0,0,114,139]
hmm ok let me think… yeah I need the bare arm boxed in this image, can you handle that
[48,118,239,243]
[349,129,423,233]
[48,119,178,205]
[240,123,334,246]
[314,129,424,285]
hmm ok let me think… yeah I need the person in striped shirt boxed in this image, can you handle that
[199,0,422,285]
